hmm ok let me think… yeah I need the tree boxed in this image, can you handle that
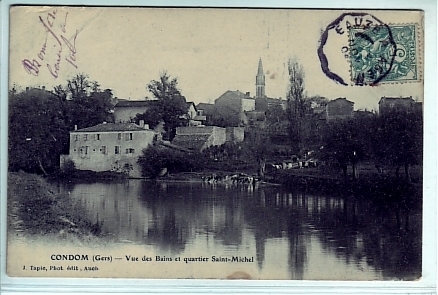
[286,58,310,152]
[135,106,163,130]
[372,108,422,181]
[243,127,271,178]
[145,72,188,140]
[62,74,115,129]
[137,145,203,178]
[8,74,114,175]
[319,117,374,180]
[8,89,69,174]
[206,106,242,127]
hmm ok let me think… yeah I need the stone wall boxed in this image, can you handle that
[226,127,245,143]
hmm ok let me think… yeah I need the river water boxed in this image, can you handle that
[45,180,421,280]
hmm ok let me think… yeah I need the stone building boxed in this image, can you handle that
[378,96,421,114]
[323,98,354,121]
[62,121,157,177]
[114,100,158,123]
[171,126,245,152]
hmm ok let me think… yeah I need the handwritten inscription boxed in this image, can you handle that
[22,9,78,78]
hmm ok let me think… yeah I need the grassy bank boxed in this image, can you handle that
[7,171,104,243]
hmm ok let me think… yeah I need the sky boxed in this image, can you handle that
[10,7,423,111]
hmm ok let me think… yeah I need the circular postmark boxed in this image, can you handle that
[317,12,396,86]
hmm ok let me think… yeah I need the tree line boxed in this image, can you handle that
[8,74,114,175]
[8,72,190,175]
[278,57,422,181]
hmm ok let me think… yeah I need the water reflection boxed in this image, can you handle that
[53,180,421,280]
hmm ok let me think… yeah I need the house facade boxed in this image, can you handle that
[324,98,354,120]
[63,122,157,177]
[255,96,287,112]
[215,90,255,113]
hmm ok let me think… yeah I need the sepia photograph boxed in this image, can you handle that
[6,6,425,280]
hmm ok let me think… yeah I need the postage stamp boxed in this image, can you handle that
[349,24,419,85]
[318,12,422,86]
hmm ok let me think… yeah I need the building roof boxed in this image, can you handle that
[215,90,253,103]
[328,97,354,105]
[115,100,158,108]
[196,103,215,113]
[378,96,414,104]
[73,123,150,133]
[171,134,211,151]
[257,58,264,77]
[186,101,196,110]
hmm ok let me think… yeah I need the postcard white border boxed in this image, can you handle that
[1,0,436,294]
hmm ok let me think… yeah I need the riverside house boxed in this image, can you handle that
[62,121,157,177]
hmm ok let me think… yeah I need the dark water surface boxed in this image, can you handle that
[52,180,421,280]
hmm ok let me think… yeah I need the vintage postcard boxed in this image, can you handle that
[6,6,425,280]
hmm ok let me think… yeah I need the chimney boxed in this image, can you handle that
[144,124,149,130]
[74,125,77,131]
[139,120,145,128]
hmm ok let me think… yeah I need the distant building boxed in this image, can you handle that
[378,96,421,114]
[114,100,158,123]
[194,58,287,127]
[171,126,227,152]
[62,121,157,178]
[171,126,244,152]
[245,110,267,128]
[255,96,287,112]
[196,103,215,116]
[114,99,203,126]
[354,109,376,118]
[256,58,266,98]
[215,90,255,113]
[213,90,255,126]
[253,58,287,111]
[181,102,205,126]
[322,97,354,121]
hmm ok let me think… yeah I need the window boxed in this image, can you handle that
[115,146,121,154]
[117,133,122,140]
[125,148,135,154]
[74,134,79,141]
[80,146,89,154]
[84,134,88,141]
[125,133,133,140]
[95,134,101,140]
[100,146,107,154]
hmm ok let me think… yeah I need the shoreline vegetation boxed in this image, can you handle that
[8,171,106,244]
[8,163,422,242]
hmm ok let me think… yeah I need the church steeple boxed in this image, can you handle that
[256,58,265,98]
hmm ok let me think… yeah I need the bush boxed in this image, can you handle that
[138,146,204,178]
[59,158,77,177]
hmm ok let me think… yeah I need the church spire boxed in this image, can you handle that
[256,58,265,98]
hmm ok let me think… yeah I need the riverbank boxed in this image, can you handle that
[268,167,422,210]
[7,171,105,243]
[153,166,422,209]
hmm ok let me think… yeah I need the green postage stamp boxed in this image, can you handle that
[349,24,419,85]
